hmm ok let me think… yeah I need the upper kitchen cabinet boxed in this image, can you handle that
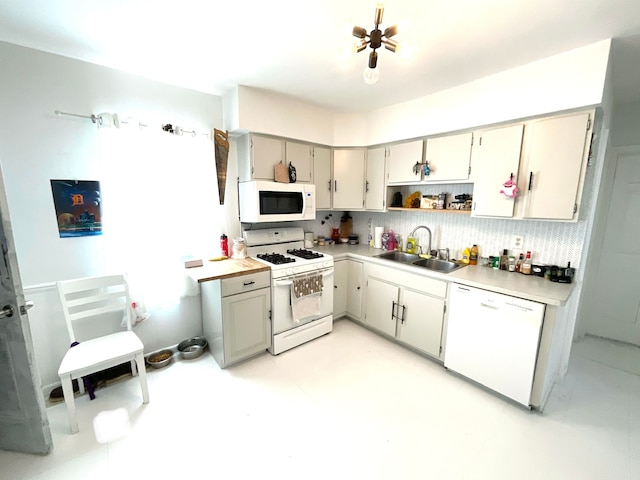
[365,146,387,211]
[387,140,424,184]
[519,111,593,221]
[238,134,284,182]
[424,132,473,182]
[285,141,313,183]
[313,146,332,210]
[333,149,366,210]
[471,124,524,218]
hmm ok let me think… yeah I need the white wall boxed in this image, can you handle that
[364,40,611,145]
[0,42,234,389]
[227,86,335,145]
[611,100,640,146]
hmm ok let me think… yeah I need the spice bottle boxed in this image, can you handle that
[508,255,516,272]
[521,251,533,275]
[220,234,229,257]
[499,249,509,270]
[515,253,524,273]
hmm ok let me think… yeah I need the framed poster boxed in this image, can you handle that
[50,180,102,237]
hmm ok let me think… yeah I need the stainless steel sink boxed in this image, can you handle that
[412,258,465,273]
[375,251,422,264]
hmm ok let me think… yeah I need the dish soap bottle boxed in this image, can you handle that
[462,247,471,264]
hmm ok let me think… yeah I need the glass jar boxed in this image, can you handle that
[232,238,246,259]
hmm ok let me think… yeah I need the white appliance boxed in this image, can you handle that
[444,284,545,406]
[239,181,316,223]
[244,227,333,354]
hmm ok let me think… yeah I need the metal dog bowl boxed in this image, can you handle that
[147,349,173,369]
[177,337,208,360]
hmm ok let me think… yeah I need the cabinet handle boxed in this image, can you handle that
[327,180,331,191]
[391,301,396,321]
[243,281,255,286]
[334,180,337,192]
[365,180,370,192]
[400,304,406,324]
[334,285,338,289]
[528,172,534,191]
[357,286,361,290]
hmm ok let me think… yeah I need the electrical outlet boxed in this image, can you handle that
[511,235,524,251]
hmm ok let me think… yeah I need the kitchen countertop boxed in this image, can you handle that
[314,244,574,306]
[185,257,270,283]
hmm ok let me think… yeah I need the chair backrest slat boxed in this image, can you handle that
[57,274,133,344]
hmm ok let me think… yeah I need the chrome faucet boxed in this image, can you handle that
[408,225,433,256]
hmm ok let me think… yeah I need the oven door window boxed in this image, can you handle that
[259,191,303,215]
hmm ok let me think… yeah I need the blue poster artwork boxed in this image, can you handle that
[50,180,102,238]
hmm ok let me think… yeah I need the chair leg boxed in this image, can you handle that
[136,353,149,404]
[130,359,138,377]
[60,374,79,434]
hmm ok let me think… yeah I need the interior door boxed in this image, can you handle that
[583,149,640,345]
[0,167,52,453]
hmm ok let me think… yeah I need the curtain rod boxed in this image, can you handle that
[54,110,101,124]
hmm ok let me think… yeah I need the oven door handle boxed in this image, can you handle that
[273,267,333,286]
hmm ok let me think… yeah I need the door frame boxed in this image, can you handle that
[576,144,640,339]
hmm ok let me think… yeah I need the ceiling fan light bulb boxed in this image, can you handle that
[368,50,378,69]
[363,66,380,85]
[353,40,368,53]
[384,25,398,38]
[352,26,367,39]
[374,4,384,26]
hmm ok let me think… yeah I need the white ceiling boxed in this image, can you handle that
[2,0,640,113]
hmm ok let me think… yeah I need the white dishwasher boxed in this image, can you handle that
[444,284,545,406]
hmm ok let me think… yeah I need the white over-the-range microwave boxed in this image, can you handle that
[238,180,316,223]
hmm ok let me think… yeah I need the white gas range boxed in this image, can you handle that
[244,227,334,355]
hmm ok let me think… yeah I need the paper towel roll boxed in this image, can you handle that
[374,226,384,249]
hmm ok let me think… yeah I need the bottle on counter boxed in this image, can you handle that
[469,244,478,265]
[462,247,471,264]
[492,256,499,269]
[387,230,396,251]
[521,251,533,275]
[499,249,509,270]
[515,253,524,273]
[220,234,229,257]
[508,255,516,272]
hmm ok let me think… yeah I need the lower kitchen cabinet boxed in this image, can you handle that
[201,271,271,368]
[364,263,447,359]
[334,259,363,320]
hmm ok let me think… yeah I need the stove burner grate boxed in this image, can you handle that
[286,249,324,260]
[257,253,296,265]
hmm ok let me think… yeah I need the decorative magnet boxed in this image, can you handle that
[500,173,519,198]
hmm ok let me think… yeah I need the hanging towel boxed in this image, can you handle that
[291,274,323,323]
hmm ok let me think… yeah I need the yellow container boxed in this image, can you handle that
[406,236,417,254]
[462,247,471,264]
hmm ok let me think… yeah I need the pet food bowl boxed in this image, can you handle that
[177,337,208,360]
[147,349,173,369]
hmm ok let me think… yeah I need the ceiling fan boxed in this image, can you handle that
[351,1,404,84]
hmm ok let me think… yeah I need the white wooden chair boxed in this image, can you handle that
[57,274,149,434]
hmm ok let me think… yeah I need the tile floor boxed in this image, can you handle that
[2,319,639,480]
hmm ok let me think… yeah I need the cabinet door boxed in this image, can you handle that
[222,287,271,366]
[333,149,365,210]
[397,288,445,358]
[251,135,284,180]
[313,146,332,210]
[387,140,423,184]
[364,277,399,337]
[346,260,363,319]
[424,132,472,181]
[471,124,524,218]
[365,147,387,210]
[285,141,313,183]
[521,112,591,220]
[333,260,348,317]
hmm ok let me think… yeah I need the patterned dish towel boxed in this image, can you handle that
[291,274,323,323]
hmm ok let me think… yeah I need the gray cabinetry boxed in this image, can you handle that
[202,271,271,368]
